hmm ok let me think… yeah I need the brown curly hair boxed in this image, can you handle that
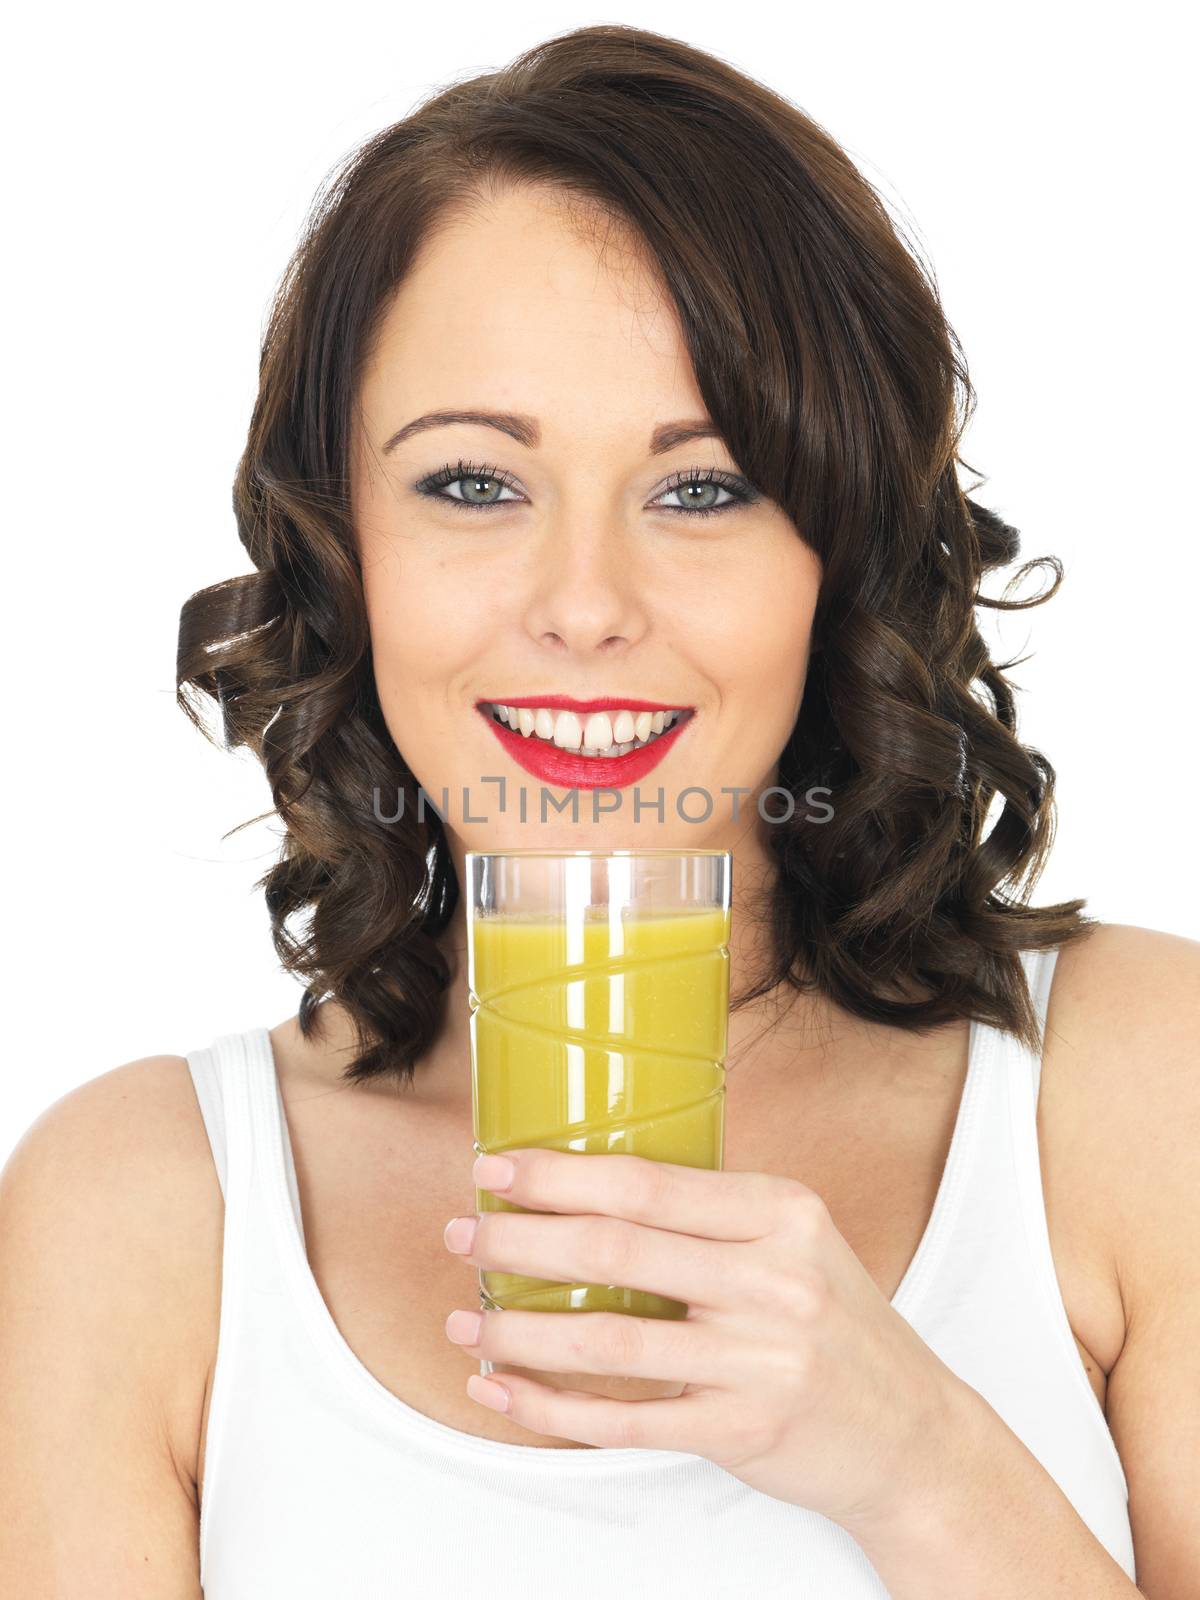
[176,22,1096,1089]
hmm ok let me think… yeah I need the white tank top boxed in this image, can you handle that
[184,946,1135,1596]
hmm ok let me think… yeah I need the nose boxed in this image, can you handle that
[521,505,651,657]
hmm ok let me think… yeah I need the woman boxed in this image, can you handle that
[2,23,1195,1599]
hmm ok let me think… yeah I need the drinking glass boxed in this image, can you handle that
[465,848,732,1400]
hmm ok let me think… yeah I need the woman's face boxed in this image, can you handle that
[352,183,822,862]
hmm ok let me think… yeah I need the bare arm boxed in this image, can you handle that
[0,1055,222,1597]
[1081,925,1200,1597]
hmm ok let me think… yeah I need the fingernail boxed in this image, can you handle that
[445,1309,484,1345]
[473,1153,515,1192]
[443,1215,479,1253]
[467,1374,512,1413]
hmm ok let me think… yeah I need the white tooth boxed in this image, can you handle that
[612,709,635,743]
[517,707,535,736]
[650,711,665,735]
[615,741,634,755]
[663,710,677,728]
[497,704,511,725]
[553,710,583,749]
[534,707,556,740]
[634,711,653,742]
[582,712,613,751]
[506,705,519,724]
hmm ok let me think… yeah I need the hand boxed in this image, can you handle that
[442,1148,969,1530]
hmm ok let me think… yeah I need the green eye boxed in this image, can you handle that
[652,470,751,518]
[414,459,758,521]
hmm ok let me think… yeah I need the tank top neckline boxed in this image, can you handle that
[242,1007,994,1468]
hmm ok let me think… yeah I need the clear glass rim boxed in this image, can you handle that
[464,848,731,860]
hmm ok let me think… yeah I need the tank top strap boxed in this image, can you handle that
[186,1028,307,1246]
[1021,944,1059,1096]
[185,1027,314,1580]
[185,1042,231,1198]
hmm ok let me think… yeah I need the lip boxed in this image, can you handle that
[477,694,687,714]
[476,704,694,790]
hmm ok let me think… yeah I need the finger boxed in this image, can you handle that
[478,1148,800,1242]
[466,1367,714,1452]
[452,1305,729,1385]
[466,1209,748,1310]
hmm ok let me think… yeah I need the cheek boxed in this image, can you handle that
[361,549,483,694]
[750,542,820,672]
[757,604,817,692]
[361,572,470,786]
[676,545,818,695]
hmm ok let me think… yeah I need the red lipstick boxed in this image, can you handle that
[475,701,694,790]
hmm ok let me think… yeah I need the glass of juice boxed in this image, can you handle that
[464,848,732,1401]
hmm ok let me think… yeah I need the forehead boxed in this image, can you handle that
[360,186,699,416]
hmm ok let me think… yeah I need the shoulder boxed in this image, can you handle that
[1043,921,1199,1263]
[0,1053,223,1499]
[0,1050,224,1252]
[1047,920,1199,1046]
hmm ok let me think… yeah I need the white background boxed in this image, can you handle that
[3,2,1196,1161]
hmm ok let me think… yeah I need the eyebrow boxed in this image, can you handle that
[380,409,723,457]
